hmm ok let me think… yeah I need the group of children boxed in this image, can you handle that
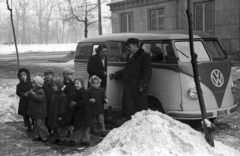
[16,67,108,147]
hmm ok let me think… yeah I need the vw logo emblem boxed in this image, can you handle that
[211,69,224,87]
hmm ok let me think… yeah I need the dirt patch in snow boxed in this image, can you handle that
[83,110,240,156]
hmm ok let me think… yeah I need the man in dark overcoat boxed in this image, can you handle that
[87,44,107,89]
[109,38,152,120]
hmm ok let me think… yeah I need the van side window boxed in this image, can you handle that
[108,42,125,62]
[92,45,99,55]
[142,43,164,62]
[163,43,177,62]
[75,43,93,59]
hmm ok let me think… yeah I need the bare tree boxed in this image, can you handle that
[14,0,34,44]
[57,0,71,43]
[67,0,99,38]
[0,17,12,45]
[33,0,56,44]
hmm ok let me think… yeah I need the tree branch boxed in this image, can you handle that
[86,3,98,14]
[87,20,98,26]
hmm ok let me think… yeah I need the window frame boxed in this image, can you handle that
[193,0,214,34]
[149,8,165,31]
[120,13,133,33]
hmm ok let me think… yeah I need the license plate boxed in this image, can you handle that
[217,109,228,116]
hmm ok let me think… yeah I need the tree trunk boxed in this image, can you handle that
[22,21,27,44]
[39,28,43,44]
[62,23,65,43]
[84,21,88,38]
[45,24,49,45]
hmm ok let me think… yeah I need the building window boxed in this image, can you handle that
[150,9,164,31]
[194,1,214,34]
[121,13,133,32]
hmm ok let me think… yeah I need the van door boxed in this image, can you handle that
[142,41,182,112]
[105,41,126,110]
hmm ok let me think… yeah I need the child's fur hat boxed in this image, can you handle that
[33,76,44,87]
[89,75,102,85]
[53,77,64,89]
[17,68,31,83]
[62,68,74,78]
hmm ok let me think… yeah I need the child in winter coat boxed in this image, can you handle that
[16,68,33,131]
[28,76,50,142]
[48,77,69,145]
[42,68,54,134]
[88,75,108,137]
[62,68,76,137]
[65,77,91,147]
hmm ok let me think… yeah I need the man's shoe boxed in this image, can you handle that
[27,127,32,131]
[65,140,76,147]
[51,139,60,144]
[32,138,42,141]
[42,135,51,142]
[80,142,91,146]
[58,140,66,146]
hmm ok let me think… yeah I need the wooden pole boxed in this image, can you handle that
[186,0,215,147]
[6,0,20,70]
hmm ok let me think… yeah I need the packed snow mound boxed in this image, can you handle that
[0,79,22,123]
[87,110,240,156]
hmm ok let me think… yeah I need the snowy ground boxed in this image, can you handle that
[0,79,22,123]
[0,61,240,155]
[0,44,76,55]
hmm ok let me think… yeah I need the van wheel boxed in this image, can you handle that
[148,96,165,113]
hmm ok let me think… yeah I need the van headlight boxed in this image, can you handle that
[188,86,198,100]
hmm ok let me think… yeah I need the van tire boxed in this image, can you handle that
[147,96,165,113]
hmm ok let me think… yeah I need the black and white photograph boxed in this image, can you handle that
[0,0,240,155]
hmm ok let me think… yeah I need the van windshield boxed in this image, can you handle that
[175,41,210,62]
[204,40,227,60]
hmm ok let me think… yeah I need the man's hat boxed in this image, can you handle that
[127,38,139,44]
[95,44,107,53]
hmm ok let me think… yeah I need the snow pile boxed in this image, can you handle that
[87,110,240,156]
[0,79,22,123]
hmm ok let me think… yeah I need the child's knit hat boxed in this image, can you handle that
[62,68,74,78]
[89,75,102,85]
[53,77,64,89]
[33,76,44,87]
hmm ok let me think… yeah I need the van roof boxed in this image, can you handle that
[78,30,216,43]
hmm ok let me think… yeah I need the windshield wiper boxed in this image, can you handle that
[176,48,189,58]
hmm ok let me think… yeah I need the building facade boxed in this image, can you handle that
[108,0,240,54]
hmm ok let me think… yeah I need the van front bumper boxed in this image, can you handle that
[167,103,238,120]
